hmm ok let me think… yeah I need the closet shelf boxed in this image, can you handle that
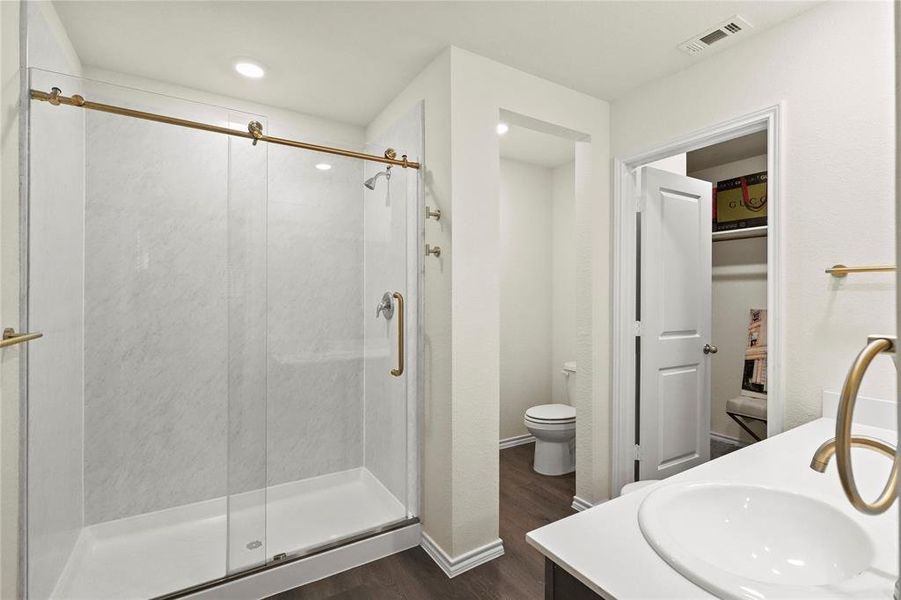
[712,226,767,242]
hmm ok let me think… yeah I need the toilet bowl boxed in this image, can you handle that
[525,361,577,476]
[525,403,576,475]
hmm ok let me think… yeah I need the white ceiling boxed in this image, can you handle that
[54,1,819,126]
[500,125,575,169]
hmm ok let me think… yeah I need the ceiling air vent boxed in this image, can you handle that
[679,16,752,56]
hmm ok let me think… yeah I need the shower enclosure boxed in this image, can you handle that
[24,69,421,599]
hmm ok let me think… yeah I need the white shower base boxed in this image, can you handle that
[50,468,407,600]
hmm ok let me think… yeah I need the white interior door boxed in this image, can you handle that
[638,166,713,481]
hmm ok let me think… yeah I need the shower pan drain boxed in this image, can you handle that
[246,540,262,550]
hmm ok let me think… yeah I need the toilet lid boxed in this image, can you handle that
[525,404,575,422]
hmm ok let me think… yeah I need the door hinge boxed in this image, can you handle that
[633,321,641,336]
[634,197,642,213]
[633,444,641,460]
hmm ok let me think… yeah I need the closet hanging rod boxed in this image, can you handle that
[826,264,896,278]
[30,87,420,170]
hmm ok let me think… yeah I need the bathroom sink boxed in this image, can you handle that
[638,482,877,599]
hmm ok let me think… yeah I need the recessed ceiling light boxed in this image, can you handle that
[315,163,332,171]
[235,61,265,79]
[496,122,509,135]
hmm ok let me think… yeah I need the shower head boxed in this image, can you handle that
[364,166,391,190]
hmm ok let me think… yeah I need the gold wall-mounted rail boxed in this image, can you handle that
[30,88,420,170]
[826,264,896,278]
[0,328,43,349]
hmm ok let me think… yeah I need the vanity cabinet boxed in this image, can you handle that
[545,559,604,599]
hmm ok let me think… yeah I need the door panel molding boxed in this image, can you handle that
[638,167,712,481]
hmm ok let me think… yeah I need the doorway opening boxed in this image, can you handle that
[497,117,578,475]
[689,132,769,458]
[612,107,782,496]
[494,110,588,525]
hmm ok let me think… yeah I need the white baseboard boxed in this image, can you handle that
[420,532,504,578]
[710,431,749,447]
[499,433,535,450]
[571,495,593,512]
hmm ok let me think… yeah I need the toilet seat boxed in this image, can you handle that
[524,403,576,476]
[525,403,575,424]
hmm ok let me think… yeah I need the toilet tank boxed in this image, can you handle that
[562,361,576,404]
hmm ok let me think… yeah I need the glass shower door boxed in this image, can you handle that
[26,67,419,598]
[263,125,417,560]
[25,70,269,599]
[225,111,269,574]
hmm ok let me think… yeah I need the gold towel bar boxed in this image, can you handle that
[0,328,43,349]
[826,264,896,278]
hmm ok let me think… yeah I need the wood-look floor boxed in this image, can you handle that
[268,443,575,600]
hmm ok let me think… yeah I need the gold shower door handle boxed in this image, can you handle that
[390,292,404,377]
[0,328,43,349]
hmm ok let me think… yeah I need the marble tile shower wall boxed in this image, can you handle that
[83,101,366,523]
[84,110,231,524]
[362,104,422,505]
[266,145,364,487]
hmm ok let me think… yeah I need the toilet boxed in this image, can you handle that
[524,362,577,476]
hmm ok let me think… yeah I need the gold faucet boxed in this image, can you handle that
[809,335,899,515]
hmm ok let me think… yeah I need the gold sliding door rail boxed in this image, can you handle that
[30,87,420,170]
[826,264,896,278]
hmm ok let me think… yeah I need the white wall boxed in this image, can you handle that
[498,157,577,439]
[709,238,767,442]
[368,47,609,561]
[551,162,577,405]
[499,159,552,439]
[893,3,901,524]
[612,1,895,431]
[25,5,84,598]
[690,155,768,443]
[0,2,21,597]
[367,49,454,552]
[450,49,610,542]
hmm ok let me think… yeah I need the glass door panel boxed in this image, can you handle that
[25,69,268,599]
[226,111,269,573]
[264,106,421,560]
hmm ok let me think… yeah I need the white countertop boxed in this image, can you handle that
[526,418,898,599]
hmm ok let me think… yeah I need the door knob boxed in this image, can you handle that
[703,344,718,355]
